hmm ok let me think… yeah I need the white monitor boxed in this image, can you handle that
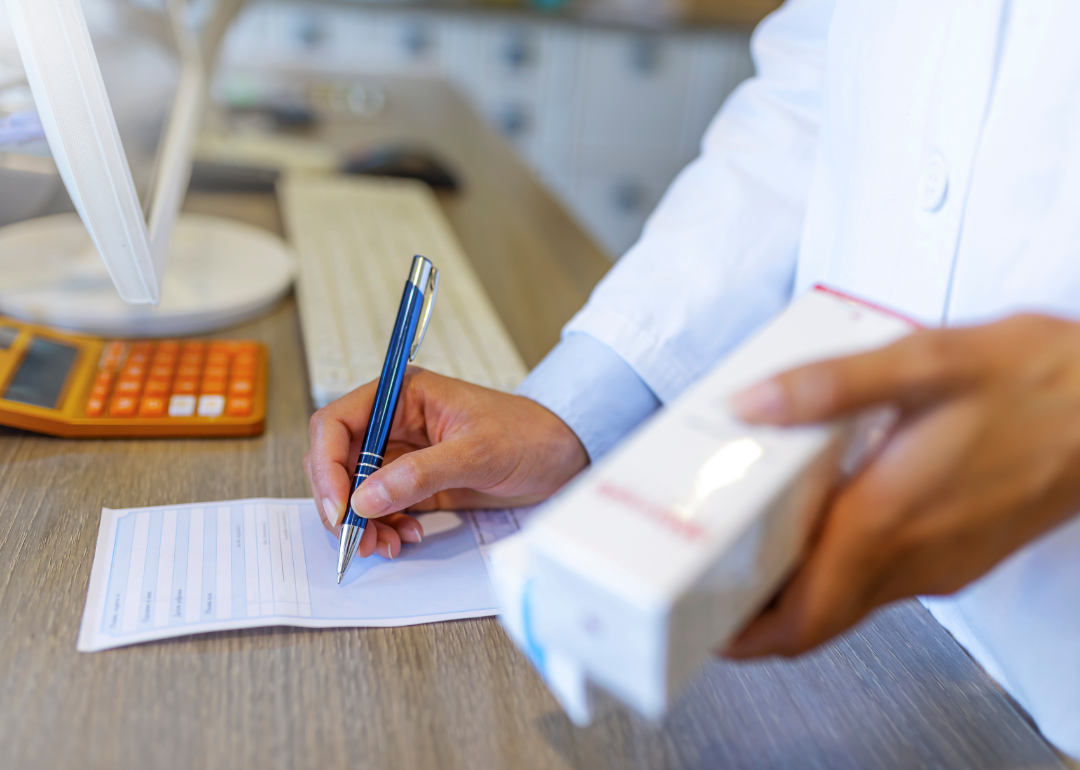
[0,0,294,336]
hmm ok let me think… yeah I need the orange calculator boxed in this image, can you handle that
[0,319,267,438]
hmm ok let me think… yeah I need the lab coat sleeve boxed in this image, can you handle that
[516,332,661,462]
[563,0,836,404]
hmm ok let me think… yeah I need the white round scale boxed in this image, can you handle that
[0,213,296,337]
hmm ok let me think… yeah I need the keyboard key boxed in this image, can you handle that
[85,397,105,417]
[168,395,196,417]
[173,378,198,395]
[200,378,226,396]
[229,378,254,396]
[110,396,137,417]
[227,397,252,416]
[197,395,225,417]
[144,379,170,397]
[139,396,166,417]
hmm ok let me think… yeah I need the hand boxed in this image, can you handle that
[723,314,1080,658]
[304,367,588,560]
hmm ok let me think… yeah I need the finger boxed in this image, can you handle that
[350,440,503,518]
[356,520,379,558]
[307,381,380,527]
[372,520,402,559]
[730,327,985,425]
[382,512,424,543]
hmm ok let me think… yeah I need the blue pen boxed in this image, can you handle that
[337,255,439,583]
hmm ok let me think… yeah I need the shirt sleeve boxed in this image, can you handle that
[516,332,660,462]
[563,0,836,404]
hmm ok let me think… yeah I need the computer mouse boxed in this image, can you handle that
[343,146,460,192]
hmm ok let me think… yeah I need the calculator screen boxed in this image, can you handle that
[3,337,78,409]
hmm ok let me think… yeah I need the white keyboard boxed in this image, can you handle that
[279,175,528,408]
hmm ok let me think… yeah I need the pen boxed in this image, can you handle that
[337,255,440,583]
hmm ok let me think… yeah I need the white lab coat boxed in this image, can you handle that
[562,0,1080,757]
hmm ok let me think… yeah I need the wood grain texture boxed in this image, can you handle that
[0,77,1066,770]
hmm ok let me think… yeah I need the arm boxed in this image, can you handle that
[305,0,838,555]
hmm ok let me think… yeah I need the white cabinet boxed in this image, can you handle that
[221,2,754,258]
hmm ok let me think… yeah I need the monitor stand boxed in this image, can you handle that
[0,212,295,337]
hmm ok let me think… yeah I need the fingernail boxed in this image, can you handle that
[408,525,423,543]
[351,481,393,517]
[377,539,394,559]
[323,497,342,527]
[731,380,787,423]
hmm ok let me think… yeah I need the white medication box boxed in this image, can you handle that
[491,287,916,724]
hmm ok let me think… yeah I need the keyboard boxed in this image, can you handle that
[279,175,528,408]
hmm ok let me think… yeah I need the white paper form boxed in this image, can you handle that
[78,499,534,652]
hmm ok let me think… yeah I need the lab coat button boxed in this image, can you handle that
[919,155,949,212]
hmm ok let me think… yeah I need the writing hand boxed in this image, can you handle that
[305,367,588,560]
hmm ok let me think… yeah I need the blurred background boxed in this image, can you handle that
[0,0,777,258]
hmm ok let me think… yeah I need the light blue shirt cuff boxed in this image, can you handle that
[515,332,661,462]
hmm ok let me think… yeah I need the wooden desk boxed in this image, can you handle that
[0,76,1065,769]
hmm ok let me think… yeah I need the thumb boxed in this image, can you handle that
[349,440,495,517]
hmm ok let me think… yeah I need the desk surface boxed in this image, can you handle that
[0,76,1065,770]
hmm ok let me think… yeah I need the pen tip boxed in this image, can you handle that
[337,573,343,585]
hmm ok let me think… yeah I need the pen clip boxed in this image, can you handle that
[410,267,439,361]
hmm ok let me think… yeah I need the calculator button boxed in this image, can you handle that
[177,365,201,379]
[200,378,226,396]
[231,363,256,379]
[228,379,254,396]
[168,395,196,417]
[203,365,228,380]
[100,342,125,371]
[181,342,205,355]
[91,372,114,399]
[157,341,179,353]
[197,395,225,417]
[153,351,177,366]
[149,365,173,379]
[85,397,105,417]
[226,397,252,416]
[206,353,229,368]
[144,379,170,397]
[139,396,166,417]
[173,378,198,395]
[115,378,143,396]
[110,396,137,417]
[122,363,145,378]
